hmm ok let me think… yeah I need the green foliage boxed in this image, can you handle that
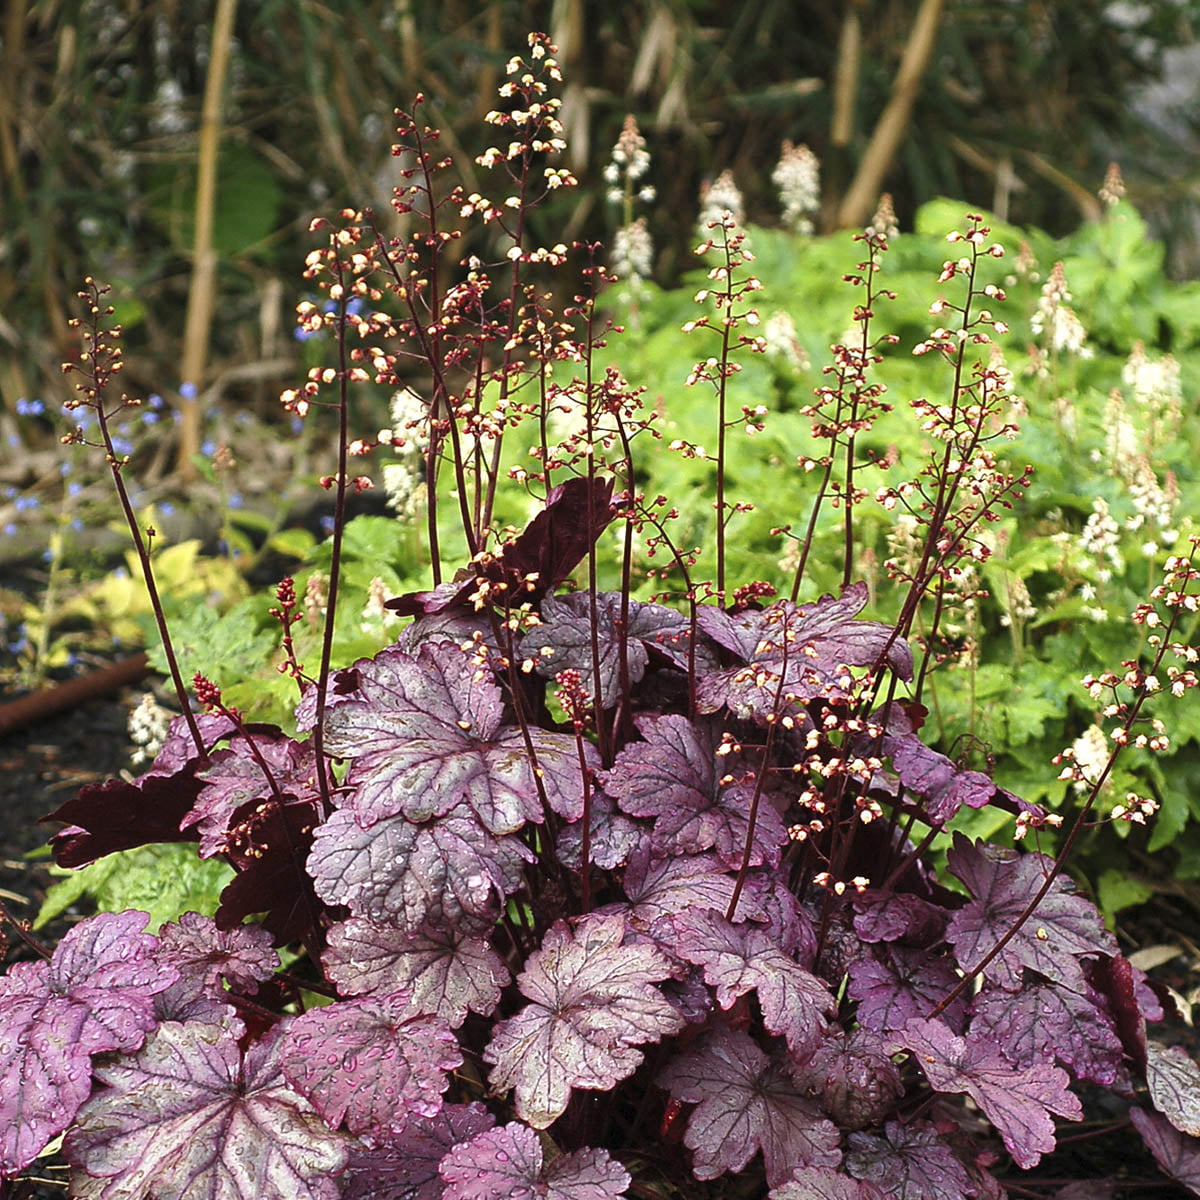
[35,844,234,934]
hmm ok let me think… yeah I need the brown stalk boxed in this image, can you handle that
[836,0,945,229]
[178,0,238,478]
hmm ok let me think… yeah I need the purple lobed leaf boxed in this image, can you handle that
[770,1168,886,1199]
[557,791,644,871]
[440,1121,631,1200]
[658,1025,840,1187]
[340,1103,495,1200]
[945,833,1116,992]
[323,917,508,1028]
[970,981,1124,1086]
[321,642,593,832]
[0,911,176,1176]
[65,1018,348,1199]
[695,587,912,721]
[847,943,967,1034]
[281,992,462,1135]
[484,914,684,1129]
[185,733,321,857]
[1130,1106,1200,1193]
[518,591,696,707]
[792,1028,903,1132]
[157,911,279,994]
[602,715,786,868]
[851,890,948,946]
[309,804,533,933]
[896,1016,1083,1169]
[670,909,834,1057]
[844,1120,974,1200]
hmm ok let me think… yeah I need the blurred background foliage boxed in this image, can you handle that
[3,0,1200,451]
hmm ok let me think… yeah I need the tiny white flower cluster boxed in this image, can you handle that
[360,575,400,632]
[772,140,820,236]
[1067,723,1110,793]
[760,310,809,372]
[603,115,655,206]
[1030,262,1092,359]
[378,388,430,519]
[129,692,174,766]
[611,217,654,282]
[1079,497,1123,586]
[697,169,745,234]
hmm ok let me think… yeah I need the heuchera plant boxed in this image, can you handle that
[7,31,1200,1200]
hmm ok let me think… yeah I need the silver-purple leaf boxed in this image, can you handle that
[0,911,175,1176]
[340,1103,495,1200]
[695,588,912,720]
[65,1018,348,1199]
[484,914,684,1129]
[847,944,966,1033]
[321,642,593,832]
[770,1167,887,1200]
[556,791,644,871]
[844,1120,973,1200]
[519,591,695,707]
[157,911,279,993]
[440,1122,631,1199]
[281,992,461,1135]
[1146,1041,1200,1138]
[658,1025,840,1187]
[970,981,1123,1086]
[945,834,1117,992]
[602,714,786,868]
[896,1016,1082,1169]
[308,805,533,933]
[670,909,834,1056]
[323,918,508,1027]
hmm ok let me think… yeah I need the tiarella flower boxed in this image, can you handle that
[1030,262,1092,358]
[1079,497,1123,584]
[761,310,808,371]
[870,191,899,240]
[604,114,653,206]
[1069,723,1111,793]
[772,140,820,236]
[128,692,174,765]
[1099,161,1126,207]
[697,169,744,233]
[611,216,654,281]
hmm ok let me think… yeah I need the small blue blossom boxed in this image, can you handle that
[290,417,304,435]
[228,493,245,509]
[60,461,72,477]
[159,501,176,516]
[5,434,17,448]
[320,515,336,535]
[142,411,161,425]
[180,381,198,400]
[2,523,16,537]
[68,481,83,497]
[16,398,45,416]
[69,517,83,531]
[201,439,217,457]
[294,326,318,342]
[2,487,15,499]
[42,547,53,563]
[111,436,135,456]
[148,393,164,409]
[15,495,40,511]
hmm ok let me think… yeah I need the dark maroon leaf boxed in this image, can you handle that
[875,729,997,825]
[340,1103,495,1200]
[1130,1106,1200,1194]
[670,909,834,1057]
[844,1120,973,1200]
[65,1018,348,1199]
[945,833,1116,992]
[602,714,786,868]
[658,1025,840,1187]
[282,992,461,1135]
[1087,952,1157,1074]
[322,642,594,832]
[557,791,644,870]
[44,771,203,868]
[695,588,913,720]
[215,794,325,948]
[970,981,1123,1086]
[440,1121,630,1200]
[897,1016,1082,1169]
[852,891,948,946]
[0,911,176,1176]
[388,475,617,617]
[847,944,967,1033]
[519,591,694,707]
[185,733,321,856]
[323,917,508,1027]
[1147,1042,1200,1137]
[308,804,533,934]
[792,1029,903,1131]
[484,914,684,1128]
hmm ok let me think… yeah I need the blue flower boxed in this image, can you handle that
[159,501,176,516]
[228,493,245,509]
[179,381,198,400]
[148,393,164,409]
[201,439,217,457]
[16,398,45,416]
[15,495,39,511]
